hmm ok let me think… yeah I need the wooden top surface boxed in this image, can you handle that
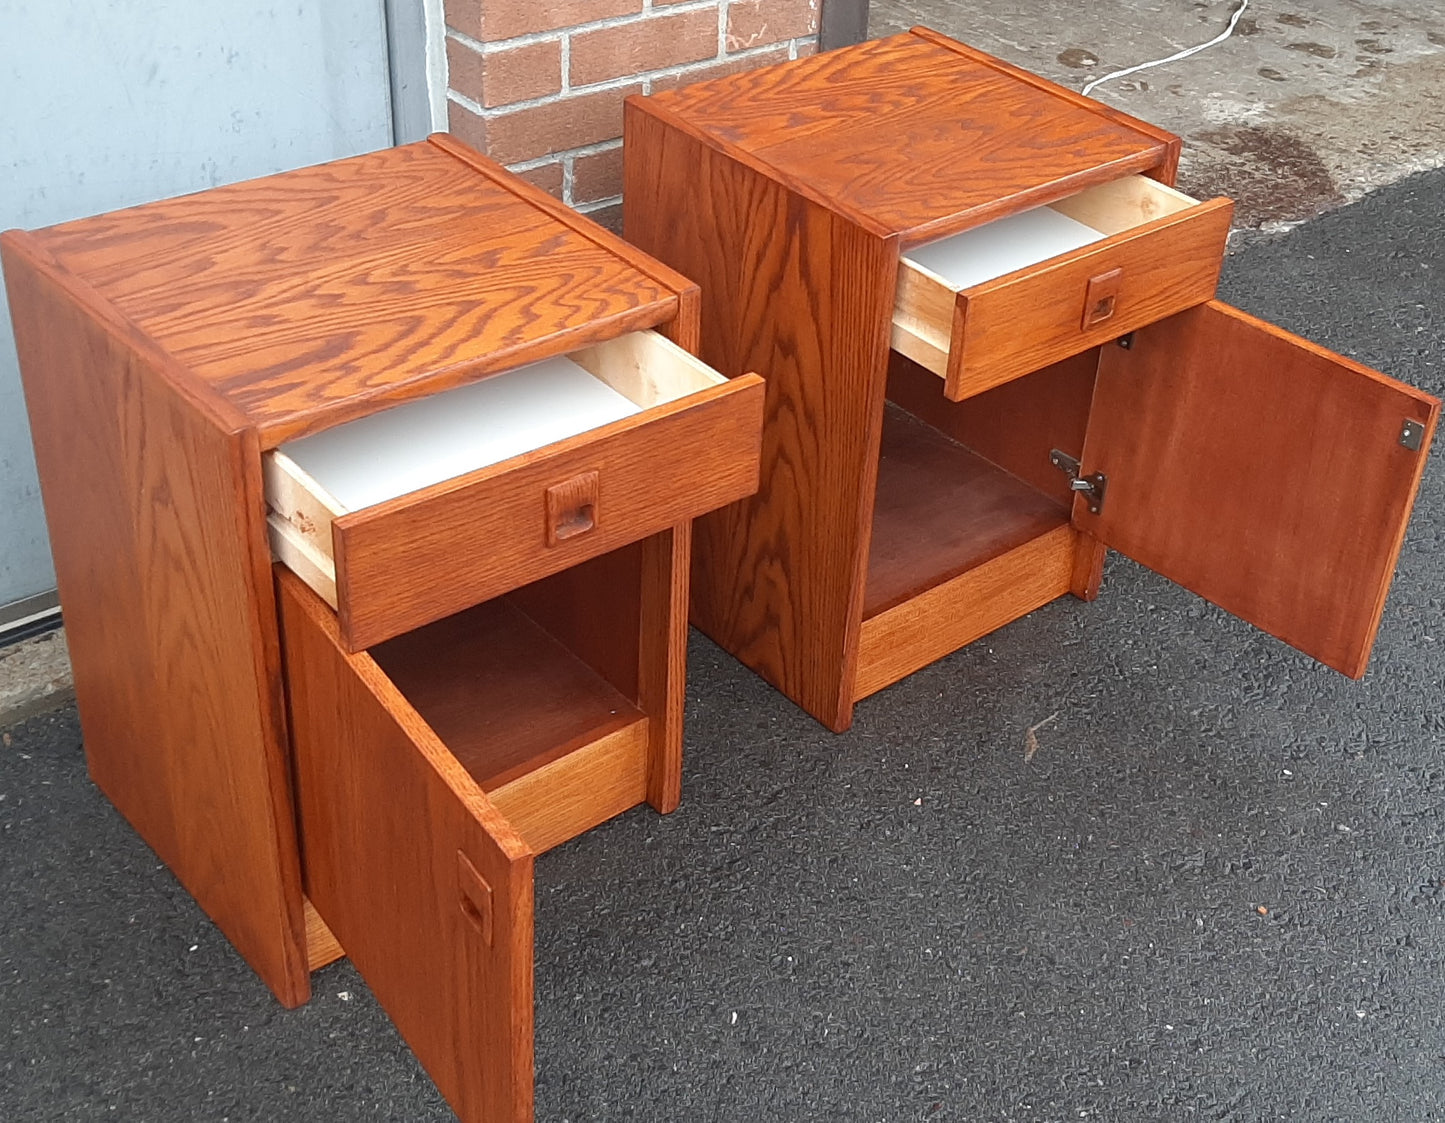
[24,138,680,445]
[641,30,1176,243]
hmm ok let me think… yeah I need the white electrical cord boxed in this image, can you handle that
[1081,0,1251,98]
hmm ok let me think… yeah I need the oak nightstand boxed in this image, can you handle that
[624,28,1439,733]
[2,136,763,1122]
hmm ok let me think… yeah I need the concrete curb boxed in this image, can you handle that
[0,629,75,726]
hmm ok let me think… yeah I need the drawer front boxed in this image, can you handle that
[333,373,764,650]
[895,196,1233,401]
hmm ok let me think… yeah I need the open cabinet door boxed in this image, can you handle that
[1079,301,1438,677]
[277,570,535,1123]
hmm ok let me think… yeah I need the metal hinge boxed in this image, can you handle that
[1050,449,1107,514]
[1400,419,1426,451]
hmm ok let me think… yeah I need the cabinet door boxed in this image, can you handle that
[278,570,535,1123]
[1079,301,1438,677]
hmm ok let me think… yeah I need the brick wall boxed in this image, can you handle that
[444,0,820,227]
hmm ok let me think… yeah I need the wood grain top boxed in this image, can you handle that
[24,138,680,446]
[639,30,1177,243]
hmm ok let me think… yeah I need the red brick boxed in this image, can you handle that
[571,7,719,87]
[451,0,642,43]
[579,201,623,235]
[483,83,641,165]
[513,161,565,198]
[646,45,790,93]
[442,0,484,39]
[448,37,562,108]
[447,103,489,154]
[794,38,818,58]
[571,146,625,204]
[447,37,485,95]
[725,0,818,51]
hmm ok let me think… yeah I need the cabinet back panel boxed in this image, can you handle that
[886,348,1098,506]
[370,596,643,792]
[505,542,644,702]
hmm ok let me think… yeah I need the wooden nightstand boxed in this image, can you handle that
[624,28,1440,732]
[1,136,763,1122]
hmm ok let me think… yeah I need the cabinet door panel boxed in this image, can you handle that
[277,570,535,1123]
[1081,301,1438,676]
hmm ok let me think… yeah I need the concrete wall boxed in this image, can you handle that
[0,0,396,609]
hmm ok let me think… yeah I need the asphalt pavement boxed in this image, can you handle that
[3,168,1444,1121]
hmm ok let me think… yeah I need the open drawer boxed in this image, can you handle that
[265,330,764,650]
[277,536,691,1121]
[892,174,1234,401]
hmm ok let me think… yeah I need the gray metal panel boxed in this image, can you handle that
[0,1,394,605]
[821,0,870,51]
[385,0,434,143]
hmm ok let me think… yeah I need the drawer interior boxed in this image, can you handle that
[899,174,1201,294]
[355,543,652,853]
[865,349,1099,619]
[890,172,1226,405]
[264,329,724,607]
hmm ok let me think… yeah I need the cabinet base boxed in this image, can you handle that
[854,523,1078,701]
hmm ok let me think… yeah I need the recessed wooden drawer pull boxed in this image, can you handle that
[545,470,599,545]
[1082,267,1124,330]
[456,851,493,945]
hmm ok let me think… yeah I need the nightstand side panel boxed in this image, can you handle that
[626,103,897,731]
[1,234,310,1007]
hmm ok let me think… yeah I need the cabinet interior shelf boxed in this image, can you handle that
[864,405,1070,619]
[372,595,644,793]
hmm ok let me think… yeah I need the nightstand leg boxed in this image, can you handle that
[640,521,692,814]
[1071,531,1107,601]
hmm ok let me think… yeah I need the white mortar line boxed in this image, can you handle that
[423,0,449,131]
[448,38,795,122]
[445,0,719,54]
[576,194,624,215]
[506,153,562,173]
[447,88,486,117]
[508,136,621,171]
[445,27,491,53]
[510,137,623,174]
[562,154,576,206]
